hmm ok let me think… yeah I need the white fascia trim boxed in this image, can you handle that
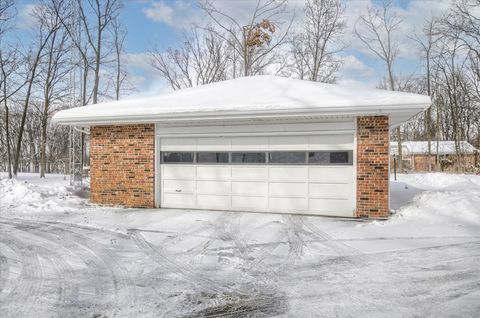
[53,103,430,126]
[157,130,355,138]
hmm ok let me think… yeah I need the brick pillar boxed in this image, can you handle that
[90,124,155,208]
[356,116,389,218]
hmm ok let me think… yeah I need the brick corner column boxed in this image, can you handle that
[90,124,155,208]
[356,116,390,219]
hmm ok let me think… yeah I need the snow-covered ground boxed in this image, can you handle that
[1,172,479,317]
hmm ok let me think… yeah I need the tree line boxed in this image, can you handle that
[1,0,479,179]
[0,0,128,178]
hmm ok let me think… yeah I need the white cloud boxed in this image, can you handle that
[338,54,377,86]
[142,0,200,29]
[123,52,172,96]
[340,55,374,76]
[17,4,38,29]
[143,1,174,25]
[125,52,155,75]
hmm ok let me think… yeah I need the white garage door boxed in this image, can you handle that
[159,135,355,217]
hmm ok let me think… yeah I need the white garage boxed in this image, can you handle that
[53,75,431,218]
[156,121,356,216]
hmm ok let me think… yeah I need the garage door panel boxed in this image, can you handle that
[197,137,231,150]
[269,197,307,211]
[232,196,268,210]
[197,194,230,209]
[269,182,306,196]
[161,138,196,151]
[196,166,230,180]
[163,165,196,179]
[268,136,308,150]
[231,181,268,195]
[163,193,195,207]
[308,134,353,150]
[232,166,268,180]
[163,180,195,194]
[231,137,268,150]
[309,182,351,197]
[197,181,230,194]
[269,167,307,181]
[309,166,353,182]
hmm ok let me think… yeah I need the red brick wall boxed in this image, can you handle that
[90,124,155,208]
[356,116,390,218]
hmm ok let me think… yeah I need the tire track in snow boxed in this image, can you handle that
[299,217,362,256]
[1,223,81,308]
[0,248,9,293]
[0,218,139,317]
[0,225,44,318]
[128,229,227,294]
[0,220,112,315]
[34,220,138,313]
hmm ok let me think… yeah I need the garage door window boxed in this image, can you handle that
[162,152,194,163]
[269,152,306,164]
[231,152,266,164]
[160,151,352,165]
[197,152,229,163]
[308,151,352,165]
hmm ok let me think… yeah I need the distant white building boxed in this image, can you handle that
[390,140,478,172]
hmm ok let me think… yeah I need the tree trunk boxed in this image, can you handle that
[396,127,403,172]
[436,103,441,171]
[426,107,432,172]
[12,75,35,176]
[426,55,432,172]
[39,102,48,178]
[3,101,12,178]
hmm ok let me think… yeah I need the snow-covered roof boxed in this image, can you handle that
[390,141,477,155]
[53,75,431,126]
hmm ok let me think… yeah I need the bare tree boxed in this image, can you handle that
[445,0,480,69]
[111,16,126,100]
[12,2,62,176]
[0,0,14,37]
[355,0,404,170]
[36,2,71,178]
[0,48,24,178]
[54,0,122,105]
[199,0,292,77]
[150,28,230,90]
[0,0,17,178]
[411,18,438,171]
[289,0,346,83]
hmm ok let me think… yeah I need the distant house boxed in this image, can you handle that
[53,75,431,219]
[390,141,478,172]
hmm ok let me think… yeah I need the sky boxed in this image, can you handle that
[15,0,453,97]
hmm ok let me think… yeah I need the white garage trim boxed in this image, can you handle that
[154,132,161,208]
[156,120,355,138]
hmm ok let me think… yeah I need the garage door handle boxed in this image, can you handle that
[175,189,182,192]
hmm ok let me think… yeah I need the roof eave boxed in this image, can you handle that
[52,103,430,126]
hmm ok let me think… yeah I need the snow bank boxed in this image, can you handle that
[391,173,480,225]
[397,190,480,224]
[397,172,480,190]
[0,175,86,213]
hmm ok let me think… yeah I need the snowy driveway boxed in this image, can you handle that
[1,173,480,317]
